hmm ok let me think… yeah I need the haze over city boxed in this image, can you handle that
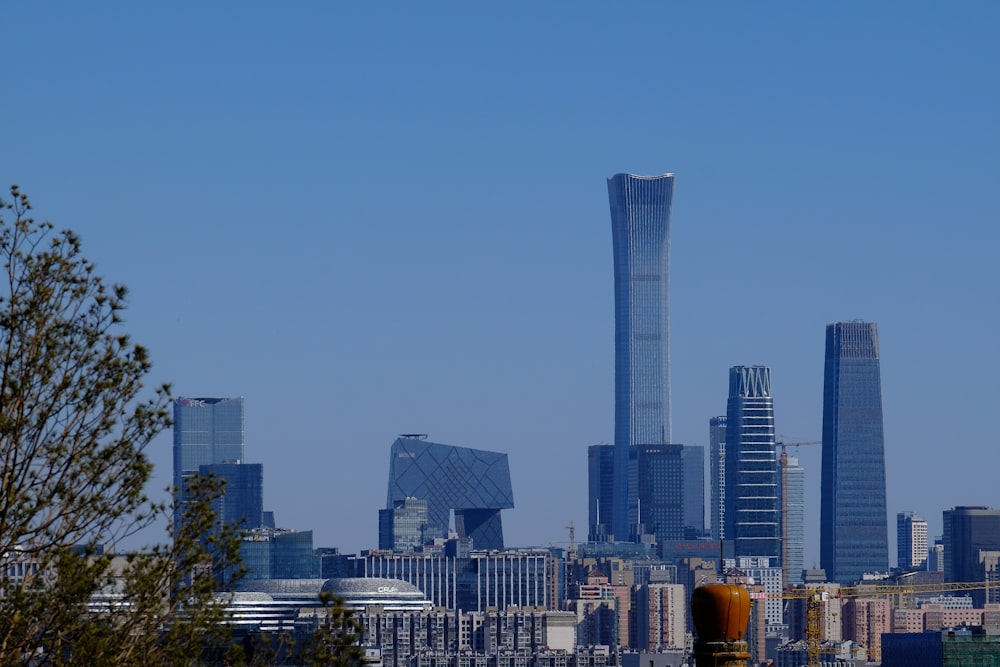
[3,3,998,568]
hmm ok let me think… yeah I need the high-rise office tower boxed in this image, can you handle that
[199,461,264,532]
[897,512,928,571]
[709,416,727,541]
[682,445,705,538]
[588,444,615,542]
[782,455,805,586]
[629,444,684,543]
[607,172,674,541]
[724,366,780,561]
[821,322,889,584]
[173,397,245,526]
[942,506,1000,605]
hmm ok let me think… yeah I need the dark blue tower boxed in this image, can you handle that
[607,172,674,542]
[821,321,889,583]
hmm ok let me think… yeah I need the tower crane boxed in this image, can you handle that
[762,580,998,667]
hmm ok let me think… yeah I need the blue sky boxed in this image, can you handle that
[3,3,998,567]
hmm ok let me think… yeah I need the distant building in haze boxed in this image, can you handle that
[173,396,245,527]
[588,444,615,542]
[783,455,805,586]
[821,322,889,584]
[942,506,1000,606]
[897,512,928,571]
[682,445,705,538]
[709,416,727,541]
[379,497,438,552]
[607,172,675,542]
[724,366,780,562]
[385,436,513,551]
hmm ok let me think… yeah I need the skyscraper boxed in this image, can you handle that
[173,396,245,526]
[681,445,705,538]
[199,461,264,532]
[629,444,684,543]
[588,444,615,542]
[897,512,928,571]
[821,322,889,584]
[607,172,674,541]
[385,436,514,551]
[782,455,805,586]
[942,506,1000,605]
[724,366,780,561]
[709,416,727,541]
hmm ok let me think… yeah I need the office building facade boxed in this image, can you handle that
[629,445,684,543]
[681,446,705,538]
[173,396,245,526]
[588,445,615,542]
[783,455,805,586]
[821,322,889,583]
[942,506,1000,606]
[898,512,928,571]
[607,172,675,542]
[724,366,780,561]
[379,497,438,552]
[709,416,727,541]
[199,461,264,532]
[386,436,514,551]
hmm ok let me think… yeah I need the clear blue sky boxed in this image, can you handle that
[4,3,998,567]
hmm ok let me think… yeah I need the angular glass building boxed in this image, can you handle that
[821,321,889,584]
[173,396,245,526]
[607,172,675,542]
[724,365,780,562]
[385,436,514,551]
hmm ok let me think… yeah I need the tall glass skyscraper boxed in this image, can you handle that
[607,172,674,542]
[709,416,727,541]
[821,321,889,584]
[173,396,245,526]
[724,366,780,561]
[782,455,805,585]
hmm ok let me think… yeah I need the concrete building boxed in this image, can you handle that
[898,512,929,570]
[632,583,686,650]
[842,597,890,663]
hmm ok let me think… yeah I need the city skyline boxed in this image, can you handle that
[3,4,998,561]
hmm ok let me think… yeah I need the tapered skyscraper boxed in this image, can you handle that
[821,322,889,584]
[607,172,674,541]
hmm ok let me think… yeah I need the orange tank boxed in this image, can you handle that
[690,584,751,642]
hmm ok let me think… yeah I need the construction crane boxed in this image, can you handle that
[762,580,997,667]
[776,437,821,589]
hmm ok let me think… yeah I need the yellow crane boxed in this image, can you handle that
[764,580,997,667]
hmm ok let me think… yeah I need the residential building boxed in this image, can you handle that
[898,512,929,570]
[821,321,889,584]
[724,365,780,562]
[633,583,686,650]
[709,416,726,541]
[385,436,514,551]
[607,172,675,542]
[842,597,891,663]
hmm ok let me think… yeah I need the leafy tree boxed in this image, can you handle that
[0,186,237,666]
